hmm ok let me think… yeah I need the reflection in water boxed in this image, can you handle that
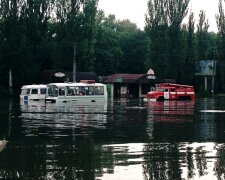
[147,101,195,122]
[97,143,225,180]
[20,100,108,138]
[146,101,195,141]
[1,100,108,179]
[142,142,225,180]
[1,98,225,179]
[99,143,145,180]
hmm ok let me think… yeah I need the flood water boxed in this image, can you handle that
[1,98,225,179]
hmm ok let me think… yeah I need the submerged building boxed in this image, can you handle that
[103,73,156,98]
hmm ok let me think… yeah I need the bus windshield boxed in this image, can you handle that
[47,85,58,97]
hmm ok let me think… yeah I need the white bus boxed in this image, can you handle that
[20,84,47,102]
[45,80,107,103]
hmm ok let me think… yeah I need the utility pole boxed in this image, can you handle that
[73,42,77,82]
[212,45,217,95]
[9,69,12,96]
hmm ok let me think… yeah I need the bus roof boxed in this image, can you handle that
[48,82,106,87]
[21,84,47,89]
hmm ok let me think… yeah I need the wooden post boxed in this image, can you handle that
[205,76,207,92]
[111,84,114,99]
[139,83,142,98]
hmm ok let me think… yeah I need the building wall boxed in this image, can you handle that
[107,83,154,98]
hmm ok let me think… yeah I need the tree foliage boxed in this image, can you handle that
[0,0,99,95]
[94,12,147,75]
[145,0,222,92]
[145,0,190,82]
[196,10,209,60]
[0,1,148,96]
[215,0,225,91]
[1,0,225,96]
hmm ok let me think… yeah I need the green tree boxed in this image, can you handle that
[19,0,53,81]
[145,0,169,78]
[216,0,225,91]
[181,11,196,84]
[79,0,98,72]
[196,10,209,60]
[145,0,190,81]
[53,0,83,71]
[94,12,147,75]
[0,0,22,90]
[53,0,98,72]
[166,0,190,81]
[94,12,123,75]
[117,20,147,73]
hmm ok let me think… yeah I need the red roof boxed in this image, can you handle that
[103,74,147,83]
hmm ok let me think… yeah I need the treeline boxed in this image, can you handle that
[145,0,220,92]
[1,0,225,96]
[0,0,148,96]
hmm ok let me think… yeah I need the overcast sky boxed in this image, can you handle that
[98,0,219,32]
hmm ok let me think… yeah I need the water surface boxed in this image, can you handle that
[0,98,225,179]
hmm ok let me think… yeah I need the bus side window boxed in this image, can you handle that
[59,88,66,96]
[86,86,94,95]
[95,86,104,95]
[40,88,46,94]
[76,87,85,96]
[67,87,75,96]
[31,89,38,94]
[89,87,94,95]
[22,89,30,95]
